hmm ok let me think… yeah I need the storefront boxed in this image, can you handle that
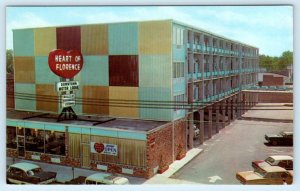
[7,110,186,178]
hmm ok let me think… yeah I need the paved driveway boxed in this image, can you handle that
[171,119,293,184]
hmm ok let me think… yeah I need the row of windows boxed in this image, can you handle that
[7,126,65,156]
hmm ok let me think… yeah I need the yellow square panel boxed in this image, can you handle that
[36,84,58,112]
[34,27,57,56]
[14,57,35,83]
[139,20,172,54]
[82,86,109,115]
[109,86,138,118]
[81,24,108,55]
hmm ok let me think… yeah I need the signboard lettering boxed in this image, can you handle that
[48,49,83,79]
[91,142,118,156]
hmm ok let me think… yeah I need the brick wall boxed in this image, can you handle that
[6,74,14,108]
[262,75,284,86]
[174,119,187,160]
[146,123,173,177]
[258,92,293,103]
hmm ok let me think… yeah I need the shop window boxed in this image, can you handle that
[7,126,17,149]
[45,131,65,155]
[25,128,44,153]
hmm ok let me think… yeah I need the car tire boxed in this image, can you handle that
[272,141,278,146]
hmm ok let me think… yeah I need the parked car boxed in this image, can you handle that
[265,131,293,146]
[252,155,293,171]
[236,166,293,185]
[65,173,129,185]
[7,162,57,184]
[85,173,129,185]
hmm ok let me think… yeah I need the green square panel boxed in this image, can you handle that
[79,56,109,86]
[139,55,172,88]
[13,29,35,56]
[139,87,172,121]
[35,56,60,84]
[15,83,36,111]
[108,23,138,55]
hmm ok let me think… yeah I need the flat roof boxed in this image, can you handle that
[13,18,257,49]
[7,110,168,132]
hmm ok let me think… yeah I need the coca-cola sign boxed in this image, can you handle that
[48,49,83,78]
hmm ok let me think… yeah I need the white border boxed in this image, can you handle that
[1,1,299,191]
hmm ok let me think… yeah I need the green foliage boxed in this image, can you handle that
[6,49,14,74]
[259,51,293,72]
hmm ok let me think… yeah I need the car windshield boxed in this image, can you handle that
[265,157,275,165]
[254,169,267,177]
[27,168,42,176]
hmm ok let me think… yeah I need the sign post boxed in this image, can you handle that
[48,49,83,121]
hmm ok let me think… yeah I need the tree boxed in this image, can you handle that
[6,49,14,74]
[259,51,293,72]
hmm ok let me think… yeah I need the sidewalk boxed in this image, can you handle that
[143,148,203,184]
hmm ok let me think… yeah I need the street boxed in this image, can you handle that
[171,119,293,184]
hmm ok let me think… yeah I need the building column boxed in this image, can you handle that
[242,93,246,115]
[237,93,242,118]
[215,104,220,133]
[221,101,226,129]
[199,110,204,144]
[208,106,212,139]
[188,113,194,149]
[227,99,231,123]
[232,96,236,121]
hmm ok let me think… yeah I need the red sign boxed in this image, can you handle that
[94,143,105,153]
[48,49,83,78]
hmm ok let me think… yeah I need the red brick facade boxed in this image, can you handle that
[258,92,293,103]
[262,74,284,86]
[6,74,14,109]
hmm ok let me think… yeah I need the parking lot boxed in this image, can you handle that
[171,104,293,184]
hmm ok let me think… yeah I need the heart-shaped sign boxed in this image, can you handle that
[48,49,83,79]
[94,143,105,153]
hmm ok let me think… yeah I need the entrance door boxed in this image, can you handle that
[17,135,25,157]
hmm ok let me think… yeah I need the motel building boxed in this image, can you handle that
[7,19,259,178]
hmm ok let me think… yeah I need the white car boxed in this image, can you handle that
[85,173,129,185]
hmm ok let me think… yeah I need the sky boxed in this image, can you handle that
[6,6,293,57]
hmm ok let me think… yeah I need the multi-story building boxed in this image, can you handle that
[7,19,259,178]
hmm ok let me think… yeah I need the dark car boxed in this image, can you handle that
[265,131,293,146]
[7,162,57,184]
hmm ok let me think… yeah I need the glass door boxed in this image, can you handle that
[17,127,25,157]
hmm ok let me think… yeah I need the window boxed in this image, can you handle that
[173,62,184,78]
[173,27,184,47]
[7,126,17,149]
[25,128,45,153]
[174,94,185,111]
[45,130,65,155]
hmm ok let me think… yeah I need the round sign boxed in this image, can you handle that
[94,143,105,153]
[48,49,83,79]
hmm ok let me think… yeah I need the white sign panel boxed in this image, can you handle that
[56,81,79,92]
[90,142,118,156]
[62,101,76,108]
[62,94,75,100]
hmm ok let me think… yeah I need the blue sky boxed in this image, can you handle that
[6,6,293,56]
